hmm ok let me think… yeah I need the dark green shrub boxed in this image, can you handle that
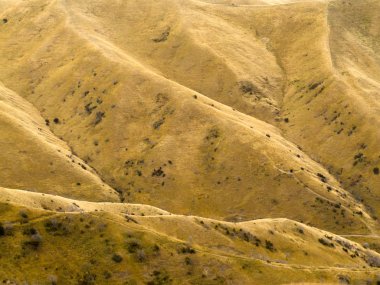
[112,253,123,263]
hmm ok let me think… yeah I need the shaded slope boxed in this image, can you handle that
[0,82,118,202]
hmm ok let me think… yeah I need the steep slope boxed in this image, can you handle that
[247,0,380,221]
[0,83,118,202]
[185,0,380,225]
[1,0,380,284]
[0,0,376,236]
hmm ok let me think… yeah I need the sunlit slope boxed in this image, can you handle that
[184,0,380,221]
[1,188,380,284]
[0,83,118,202]
[255,0,380,221]
[0,0,377,235]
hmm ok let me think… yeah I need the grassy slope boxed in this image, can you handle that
[1,189,380,284]
[0,0,377,236]
[0,83,118,202]
[0,0,379,284]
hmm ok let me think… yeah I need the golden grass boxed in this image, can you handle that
[0,0,379,283]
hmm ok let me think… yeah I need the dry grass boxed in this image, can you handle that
[0,0,379,283]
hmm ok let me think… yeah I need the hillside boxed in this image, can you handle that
[1,187,380,284]
[0,0,379,284]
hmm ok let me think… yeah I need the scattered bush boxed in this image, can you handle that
[308,81,323,90]
[318,238,334,248]
[147,270,172,285]
[0,224,4,236]
[0,223,13,236]
[265,240,275,251]
[205,129,220,141]
[24,232,43,250]
[338,275,350,284]
[178,245,196,254]
[185,257,193,265]
[135,249,146,262]
[152,167,165,177]
[78,272,96,285]
[112,253,123,263]
[152,27,171,43]
[297,228,304,234]
[153,118,165,130]
[94,112,105,125]
[239,81,260,95]
[44,219,70,236]
[103,271,112,280]
[153,244,160,253]
[85,103,97,114]
[365,254,380,267]
[19,210,29,223]
[317,173,327,183]
[127,240,142,253]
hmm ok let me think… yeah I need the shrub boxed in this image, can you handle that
[185,257,192,265]
[53,118,60,124]
[178,245,196,254]
[265,240,275,251]
[374,167,379,175]
[2,19,8,24]
[338,275,350,284]
[308,81,323,90]
[205,129,220,141]
[94,112,105,125]
[19,211,28,219]
[153,118,165,130]
[135,249,146,262]
[317,173,327,183]
[24,233,43,250]
[0,223,13,236]
[127,240,142,253]
[147,270,172,285]
[103,271,112,280]
[365,254,380,267]
[239,81,255,94]
[152,167,165,177]
[23,227,38,236]
[78,272,96,285]
[112,253,123,263]
[45,219,70,236]
[152,27,171,43]
[318,238,334,247]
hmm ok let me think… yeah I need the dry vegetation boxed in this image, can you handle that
[0,0,379,283]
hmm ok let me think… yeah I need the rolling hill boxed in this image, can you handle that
[0,0,379,284]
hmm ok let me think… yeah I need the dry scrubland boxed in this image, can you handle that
[0,0,380,284]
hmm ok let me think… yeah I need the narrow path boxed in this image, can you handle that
[88,212,380,273]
